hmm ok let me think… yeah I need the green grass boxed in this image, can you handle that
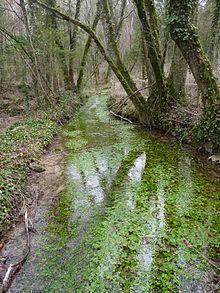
[0,118,57,236]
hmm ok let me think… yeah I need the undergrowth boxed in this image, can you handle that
[0,119,57,237]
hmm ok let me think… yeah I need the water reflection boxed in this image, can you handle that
[11,95,219,292]
[134,174,166,290]
[128,152,147,182]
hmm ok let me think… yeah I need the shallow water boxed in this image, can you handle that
[12,94,219,292]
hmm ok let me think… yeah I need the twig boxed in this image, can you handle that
[1,198,31,293]
[109,110,133,124]
[112,83,155,108]
[124,83,154,102]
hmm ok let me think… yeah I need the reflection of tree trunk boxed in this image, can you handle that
[169,0,220,119]
[167,44,188,104]
[77,0,101,92]
[108,149,143,204]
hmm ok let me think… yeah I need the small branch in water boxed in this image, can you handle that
[1,196,32,293]
[109,110,133,124]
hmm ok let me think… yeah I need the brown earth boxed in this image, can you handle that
[0,136,67,291]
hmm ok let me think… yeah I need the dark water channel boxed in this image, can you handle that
[12,94,220,292]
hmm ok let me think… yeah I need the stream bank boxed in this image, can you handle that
[1,93,220,292]
[108,92,220,157]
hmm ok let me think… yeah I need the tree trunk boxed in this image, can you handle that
[104,0,126,83]
[133,0,168,113]
[207,0,220,65]
[141,33,155,87]
[167,44,188,104]
[33,0,149,124]
[169,0,220,114]
[169,0,220,146]
[101,0,149,123]
[67,0,83,91]
[77,0,101,92]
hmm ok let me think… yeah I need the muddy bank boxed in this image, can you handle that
[108,93,220,163]
[0,136,66,291]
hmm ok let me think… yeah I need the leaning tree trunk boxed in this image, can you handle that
[169,0,220,146]
[76,0,101,92]
[101,0,149,123]
[169,0,220,112]
[133,0,168,117]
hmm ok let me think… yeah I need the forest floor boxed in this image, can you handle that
[0,86,26,132]
[0,85,80,238]
[0,136,66,291]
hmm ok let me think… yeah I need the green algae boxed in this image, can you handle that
[13,94,220,292]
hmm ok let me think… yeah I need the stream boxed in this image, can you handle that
[10,94,220,292]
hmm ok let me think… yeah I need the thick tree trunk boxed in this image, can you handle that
[133,0,168,113]
[169,0,220,114]
[167,44,188,104]
[169,0,220,146]
[101,0,149,123]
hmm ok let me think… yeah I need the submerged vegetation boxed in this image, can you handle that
[11,95,220,292]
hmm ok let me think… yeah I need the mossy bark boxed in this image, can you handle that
[169,0,220,146]
[101,0,149,124]
[141,34,155,87]
[134,0,168,117]
[167,44,188,104]
[169,0,220,114]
